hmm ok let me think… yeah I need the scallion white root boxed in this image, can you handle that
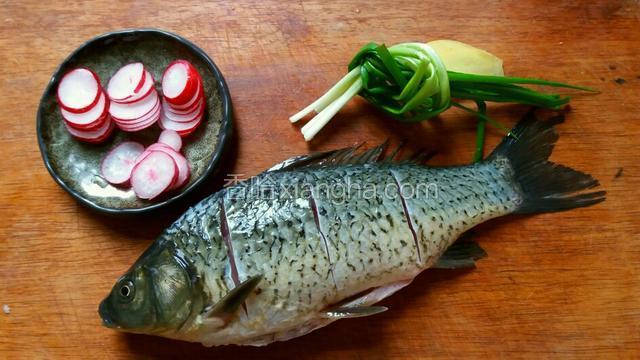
[290,67,361,123]
[301,77,363,141]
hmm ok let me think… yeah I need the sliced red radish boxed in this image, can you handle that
[112,98,161,126]
[158,130,182,151]
[107,62,146,102]
[162,60,199,105]
[131,147,176,185]
[134,69,147,93]
[57,68,101,114]
[64,116,114,143]
[130,151,178,199]
[112,70,156,105]
[165,96,203,116]
[109,90,159,120]
[159,119,202,137]
[166,80,203,111]
[132,149,154,168]
[147,143,190,188]
[100,142,145,185]
[84,122,116,144]
[61,91,108,128]
[162,99,204,123]
[159,111,202,136]
[117,110,160,132]
[64,112,108,132]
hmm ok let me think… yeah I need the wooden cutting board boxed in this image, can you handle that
[1,1,638,358]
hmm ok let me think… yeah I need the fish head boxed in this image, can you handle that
[99,243,199,335]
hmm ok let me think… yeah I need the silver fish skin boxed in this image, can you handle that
[98,112,604,346]
[171,161,517,345]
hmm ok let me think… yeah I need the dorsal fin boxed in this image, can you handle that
[267,142,436,172]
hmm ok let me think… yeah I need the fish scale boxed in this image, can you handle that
[155,161,514,344]
[162,193,231,308]
[100,113,605,346]
[392,161,521,264]
[220,171,337,336]
[306,165,422,296]
[153,160,544,345]
[185,161,520,343]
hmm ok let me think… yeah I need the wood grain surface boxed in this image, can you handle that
[1,1,638,358]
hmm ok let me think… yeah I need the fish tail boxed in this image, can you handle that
[487,109,605,214]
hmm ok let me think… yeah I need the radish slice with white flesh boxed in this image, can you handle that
[159,118,202,137]
[131,148,178,191]
[112,70,156,105]
[100,141,145,185]
[107,62,146,102]
[158,130,182,151]
[132,149,154,168]
[162,98,204,123]
[166,80,203,111]
[109,90,159,120]
[159,111,202,134]
[147,143,190,189]
[165,97,203,116]
[112,97,161,125]
[64,116,114,143]
[64,110,111,132]
[57,68,101,114]
[84,121,116,144]
[61,92,108,128]
[162,61,189,98]
[162,60,199,105]
[117,110,160,132]
[131,151,178,199]
[63,113,107,132]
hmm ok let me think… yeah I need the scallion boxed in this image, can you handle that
[290,40,596,161]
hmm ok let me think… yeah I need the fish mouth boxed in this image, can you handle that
[98,299,117,329]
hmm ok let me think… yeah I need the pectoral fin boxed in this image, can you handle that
[202,275,263,320]
[322,305,388,319]
[433,241,487,269]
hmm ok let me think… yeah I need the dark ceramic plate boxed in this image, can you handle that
[37,29,232,215]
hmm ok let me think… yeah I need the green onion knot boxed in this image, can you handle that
[290,41,596,147]
[348,42,452,122]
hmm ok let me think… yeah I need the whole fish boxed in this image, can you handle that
[99,111,604,346]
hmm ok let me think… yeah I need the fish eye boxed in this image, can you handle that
[118,280,135,302]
